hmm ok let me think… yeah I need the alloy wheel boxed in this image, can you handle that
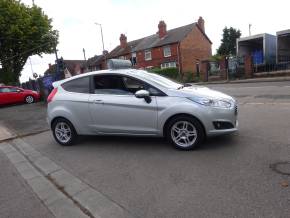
[25,96,34,104]
[170,121,197,148]
[55,122,72,144]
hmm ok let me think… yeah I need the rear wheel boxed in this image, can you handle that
[52,118,77,146]
[166,115,205,150]
[25,95,34,104]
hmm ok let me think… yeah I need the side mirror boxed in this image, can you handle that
[16,89,21,93]
[135,90,151,103]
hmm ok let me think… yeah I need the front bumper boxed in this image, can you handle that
[202,104,238,137]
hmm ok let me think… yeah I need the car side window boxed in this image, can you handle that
[0,88,11,93]
[122,77,145,93]
[122,76,164,96]
[62,76,90,93]
[93,75,132,95]
[9,88,18,92]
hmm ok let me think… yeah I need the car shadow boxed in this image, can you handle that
[0,101,44,109]
[77,135,168,149]
[75,133,238,151]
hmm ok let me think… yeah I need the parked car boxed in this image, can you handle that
[47,60,238,150]
[0,86,40,105]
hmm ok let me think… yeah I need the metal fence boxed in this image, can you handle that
[252,55,290,73]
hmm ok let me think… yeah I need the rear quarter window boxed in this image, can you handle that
[62,76,90,93]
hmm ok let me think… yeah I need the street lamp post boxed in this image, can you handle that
[94,22,105,53]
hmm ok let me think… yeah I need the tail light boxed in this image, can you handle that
[47,88,58,103]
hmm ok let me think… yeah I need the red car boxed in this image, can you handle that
[0,86,40,105]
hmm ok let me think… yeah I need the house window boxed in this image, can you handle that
[163,46,171,57]
[161,62,176,69]
[144,50,152,61]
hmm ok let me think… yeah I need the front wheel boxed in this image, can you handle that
[166,116,205,150]
[52,118,77,146]
[25,95,34,104]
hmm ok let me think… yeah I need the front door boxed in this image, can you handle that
[88,74,158,135]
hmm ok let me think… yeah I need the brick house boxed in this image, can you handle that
[85,51,109,72]
[44,60,86,78]
[107,17,212,76]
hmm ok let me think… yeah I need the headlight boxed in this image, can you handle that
[187,96,232,109]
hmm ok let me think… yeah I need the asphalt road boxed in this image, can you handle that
[1,81,290,217]
[19,81,290,217]
[0,102,48,136]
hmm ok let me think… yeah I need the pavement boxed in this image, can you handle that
[0,146,54,218]
[1,81,290,217]
[195,75,290,85]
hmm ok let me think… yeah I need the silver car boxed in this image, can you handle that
[47,63,238,150]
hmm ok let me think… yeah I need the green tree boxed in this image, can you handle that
[0,0,58,84]
[217,27,241,56]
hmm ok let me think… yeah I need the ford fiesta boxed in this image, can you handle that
[47,60,238,150]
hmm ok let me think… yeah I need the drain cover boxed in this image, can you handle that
[270,162,290,176]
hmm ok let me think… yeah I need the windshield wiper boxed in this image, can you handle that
[177,83,192,90]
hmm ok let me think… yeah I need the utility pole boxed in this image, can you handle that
[83,48,86,61]
[94,22,105,53]
[249,24,252,36]
[29,57,34,76]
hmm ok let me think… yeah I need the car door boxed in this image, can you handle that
[9,87,24,103]
[88,74,158,135]
[0,87,17,104]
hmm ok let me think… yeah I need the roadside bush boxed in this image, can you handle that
[149,67,179,80]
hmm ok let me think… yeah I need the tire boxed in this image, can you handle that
[166,115,205,150]
[52,118,77,146]
[25,95,34,104]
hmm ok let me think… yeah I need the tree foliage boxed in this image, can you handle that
[0,0,58,84]
[217,27,241,56]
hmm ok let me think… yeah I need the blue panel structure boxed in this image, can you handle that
[252,50,263,65]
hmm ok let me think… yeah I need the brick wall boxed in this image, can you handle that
[136,43,179,69]
[180,26,212,75]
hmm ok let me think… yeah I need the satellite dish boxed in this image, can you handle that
[33,73,38,79]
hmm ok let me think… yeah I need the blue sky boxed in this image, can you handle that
[20,0,290,82]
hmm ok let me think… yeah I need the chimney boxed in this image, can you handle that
[48,63,52,69]
[119,34,127,48]
[158,21,167,38]
[198,16,205,32]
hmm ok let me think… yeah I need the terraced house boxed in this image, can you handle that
[107,16,212,76]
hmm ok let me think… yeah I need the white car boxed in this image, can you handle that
[47,60,238,150]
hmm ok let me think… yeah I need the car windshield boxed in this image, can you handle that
[136,70,182,89]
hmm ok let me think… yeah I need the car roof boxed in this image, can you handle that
[0,86,19,88]
[53,68,152,86]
